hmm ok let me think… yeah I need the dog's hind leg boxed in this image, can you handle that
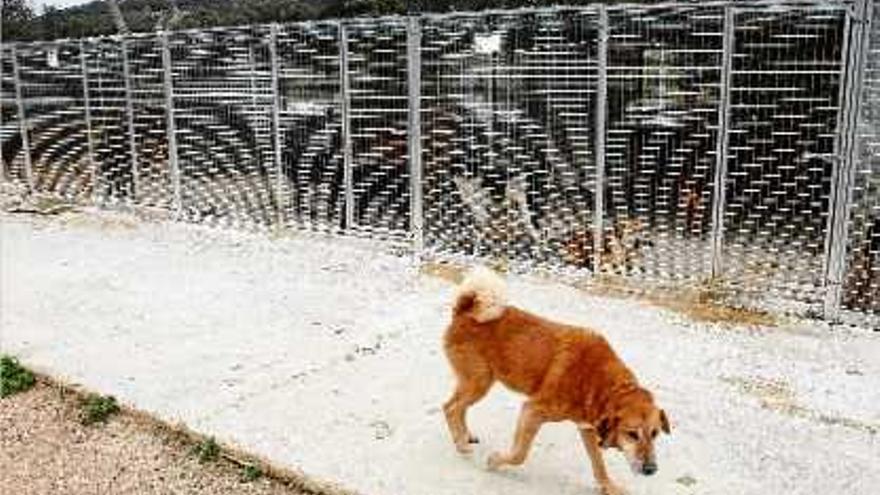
[487,401,546,470]
[443,352,493,454]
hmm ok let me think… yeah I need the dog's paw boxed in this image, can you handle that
[454,441,474,455]
[486,452,506,470]
[599,481,626,495]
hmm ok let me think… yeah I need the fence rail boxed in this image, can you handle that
[1,0,878,325]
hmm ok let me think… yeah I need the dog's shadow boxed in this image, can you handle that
[484,466,529,483]
[456,444,615,495]
[454,444,530,483]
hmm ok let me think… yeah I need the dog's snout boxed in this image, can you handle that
[641,462,657,476]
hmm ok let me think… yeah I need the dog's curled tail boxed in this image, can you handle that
[453,266,507,323]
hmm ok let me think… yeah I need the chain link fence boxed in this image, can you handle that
[1,0,877,325]
[840,1,880,322]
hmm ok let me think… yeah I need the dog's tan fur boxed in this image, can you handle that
[443,268,670,495]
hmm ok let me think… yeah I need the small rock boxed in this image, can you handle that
[676,475,697,487]
[370,420,392,440]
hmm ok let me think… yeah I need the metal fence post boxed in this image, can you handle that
[121,37,139,203]
[340,22,354,232]
[822,0,873,320]
[269,23,286,226]
[407,15,424,253]
[79,40,98,204]
[593,5,608,273]
[710,6,736,279]
[12,46,33,191]
[1,46,6,183]
[161,32,182,215]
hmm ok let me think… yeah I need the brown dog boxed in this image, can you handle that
[443,267,670,495]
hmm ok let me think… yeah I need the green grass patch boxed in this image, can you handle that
[241,464,263,482]
[192,436,220,463]
[80,394,120,425]
[1,355,36,398]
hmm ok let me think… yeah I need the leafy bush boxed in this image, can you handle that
[0,355,36,398]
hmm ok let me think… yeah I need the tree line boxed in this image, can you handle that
[2,0,642,42]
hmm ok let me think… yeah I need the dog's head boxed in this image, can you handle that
[597,388,670,476]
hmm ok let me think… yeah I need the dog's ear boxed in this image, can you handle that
[659,409,671,434]
[597,416,617,447]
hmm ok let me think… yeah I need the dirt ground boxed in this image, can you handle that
[0,378,318,495]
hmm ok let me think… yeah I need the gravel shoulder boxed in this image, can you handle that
[0,376,321,495]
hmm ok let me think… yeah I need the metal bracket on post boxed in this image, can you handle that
[710,5,735,279]
[269,23,286,227]
[822,0,873,321]
[12,46,34,191]
[121,37,139,204]
[407,15,424,254]
[593,5,608,274]
[161,32,182,215]
[79,40,98,204]
[340,22,354,233]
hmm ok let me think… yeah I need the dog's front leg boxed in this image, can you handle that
[579,427,624,495]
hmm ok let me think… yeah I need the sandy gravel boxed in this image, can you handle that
[0,379,310,495]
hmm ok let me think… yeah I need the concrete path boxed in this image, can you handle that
[2,211,879,495]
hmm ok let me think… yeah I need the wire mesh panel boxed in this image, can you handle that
[604,4,724,280]
[276,22,344,234]
[83,38,132,205]
[842,5,880,322]
[722,6,847,310]
[421,10,601,268]
[1,46,27,186]
[169,26,279,228]
[127,36,174,210]
[18,42,93,200]
[345,19,411,240]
